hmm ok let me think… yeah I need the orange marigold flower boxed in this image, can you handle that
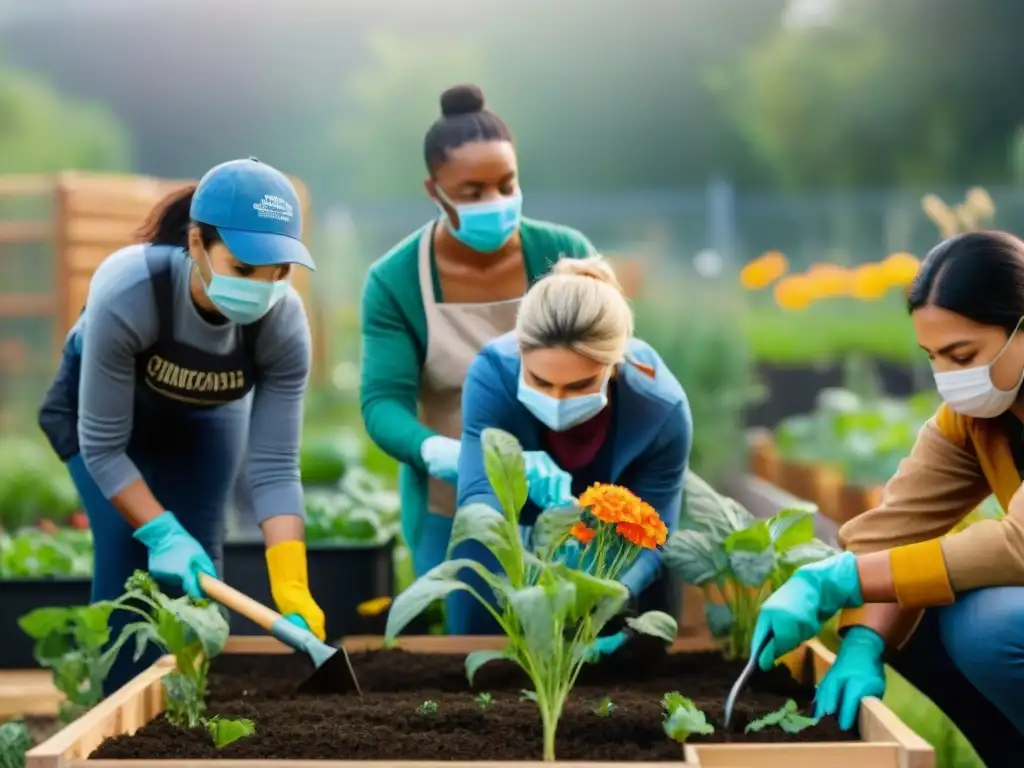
[851,263,890,301]
[880,252,920,288]
[739,251,789,291]
[772,274,816,311]
[569,521,596,544]
[356,596,392,617]
[578,483,644,525]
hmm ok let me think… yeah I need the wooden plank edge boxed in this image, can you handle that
[690,742,900,768]
[26,658,173,768]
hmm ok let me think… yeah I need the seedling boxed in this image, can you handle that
[664,472,838,658]
[593,697,616,717]
[476,692,493,710]
[745,699,819,734]
[205,716,256,748]
[661,692,714,744]
[111,571,230,728]
[417,700,439,715]
[385,429,679,761]
[520,689,538,703]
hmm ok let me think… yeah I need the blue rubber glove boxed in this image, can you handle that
[523,451,573,509]
[751,551,864,671]
[133,512,217,599]
[420,436,460,483]
[584,630,629,662]
[814,626,886,730]
[554,539,582,569]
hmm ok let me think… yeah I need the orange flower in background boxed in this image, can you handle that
[805,263,852,298]
[880,252,920,288]
[569,521,596,545]
[739,250,789,290]
[578,483,645,525]
[615,502,668,550]
[773,274,816,310]
[357,596,392,617]
[851,262,890,301]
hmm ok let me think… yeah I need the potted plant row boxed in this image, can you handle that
[25,429,933,767]
[748,387,936,524]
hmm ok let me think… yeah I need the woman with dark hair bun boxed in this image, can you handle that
[748,230,1024,767]
[359,84,597,597]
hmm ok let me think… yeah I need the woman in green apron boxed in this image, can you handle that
[359,84,595,592]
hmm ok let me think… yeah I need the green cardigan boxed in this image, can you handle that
[359,217,595,538]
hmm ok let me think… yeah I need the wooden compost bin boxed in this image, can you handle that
[27,635,933,768]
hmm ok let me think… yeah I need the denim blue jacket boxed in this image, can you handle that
[457,331,692,595]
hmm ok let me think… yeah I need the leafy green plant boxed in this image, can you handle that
[745,699,819,734]
[18,602,137,723]
[661,692,714,743]
[113,571,230,728]
[593,697,615,717]
[205,716,256,748]
[775,388,938,486]
[475,692,493,710]
[0,719,30,768]
[0,438,80,530]
[664,471,837,658]
[303,468,399,545]
[1,527,93,578]
[384,428,677,762]
[416,700,438,715]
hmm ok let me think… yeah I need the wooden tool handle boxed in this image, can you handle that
[199,573,283,632]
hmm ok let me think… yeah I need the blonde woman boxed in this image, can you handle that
[452,255,693,641]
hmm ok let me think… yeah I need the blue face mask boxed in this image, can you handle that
[435,187,523,253]
[517,369,611,432]
[201,252,289,325]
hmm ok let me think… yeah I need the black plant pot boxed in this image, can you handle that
[0,577,92,668]
[222,536,421,640]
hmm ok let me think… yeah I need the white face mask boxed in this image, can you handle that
[933,318,1024,418]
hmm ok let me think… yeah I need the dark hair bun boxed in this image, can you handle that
[440,84,485,117]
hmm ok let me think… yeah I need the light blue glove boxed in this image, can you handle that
[523,451,574,509]
[420,436,460,483]
[133,511,217,599]
[814,626,886,730]
[554,539,582,569]
[751,551,864,671]
[584,630,629,662]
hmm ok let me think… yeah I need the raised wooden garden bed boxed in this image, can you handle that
[0,669,60,719]
[27,635,932,768]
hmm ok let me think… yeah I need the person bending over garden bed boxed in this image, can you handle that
[454,253,692,651]
[752,230,1024,768]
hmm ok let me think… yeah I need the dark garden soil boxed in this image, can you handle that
[92,636,856,761]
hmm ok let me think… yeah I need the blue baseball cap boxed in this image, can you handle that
[190,157,315,271]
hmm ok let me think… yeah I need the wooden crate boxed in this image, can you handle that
[27,635,933,768]
[0,669,60,720]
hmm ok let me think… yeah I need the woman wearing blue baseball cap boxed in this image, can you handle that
[360,84,598,586]
[38,157,324,693]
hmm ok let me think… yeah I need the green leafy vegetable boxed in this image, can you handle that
[384,429,676,761]
[661,692,714,743]
[18,601,132,723]
[745,699,820,734]
[0,438,81,530]
[664,472,837,659]
[0,719,31,768]
[1,528,93,578]
[113,571,230,728]
[593,697,616,717]
[416,700,438,714]
[204,716,256,748]
[302,468,399,545]
[475,692,493,709]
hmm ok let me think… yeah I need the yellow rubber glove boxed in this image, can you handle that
[266,540,326,641]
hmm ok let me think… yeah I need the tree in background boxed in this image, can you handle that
[0,64,131,172]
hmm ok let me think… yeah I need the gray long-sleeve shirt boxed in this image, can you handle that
[74,244,311,523]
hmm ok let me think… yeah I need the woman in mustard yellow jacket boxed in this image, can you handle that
[752,231,1024,768]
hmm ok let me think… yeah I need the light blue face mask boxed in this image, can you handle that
[435,187,523,253]
[517,369,611,432]
[201,252,289,325]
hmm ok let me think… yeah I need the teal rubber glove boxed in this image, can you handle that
[420,436,460,483]
[133,511,217,599]
[814,626,886,730]
[523,451,573,509]
[751,551,864,671]
[584,630,629,662]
